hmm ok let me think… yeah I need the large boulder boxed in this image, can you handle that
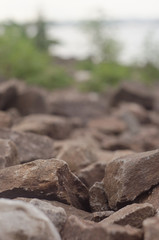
[0,159,89,210]
[0,198,61,240]
[104,149,159,209]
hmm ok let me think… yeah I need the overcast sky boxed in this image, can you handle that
[0,0,159,22]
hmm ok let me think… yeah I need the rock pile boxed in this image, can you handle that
[0,79,158,239]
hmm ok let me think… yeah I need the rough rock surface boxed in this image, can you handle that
[0,128,54,163]
[0,198,61,240]
[0,139,19,168]
[57,142,97,172]
[104,149,159,209]
[99,203,156,228]
[143,215,159,240]
[0,159,89,210]
[62,215,143,240]
[12,114,72,140]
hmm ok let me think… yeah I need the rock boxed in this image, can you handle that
[28,198,67,232]
[143,215,159,240]
[57,142,97,172]
[77,161,106,188]
[0,111,12,127]
[110,81,154,109]
[0,139,19,168]
[62,215,143,240]
[138,185,159,210]
[89,116,127,135]
[17,197,92,220]
[0,128,54,163]
[0,198,61,240]
[89,182,109,212]
[11,83,48,115]
[0,159,89,211]
[104,149,159,209]
[0,80,17,110]
[12,114,72,140]
[48,89,105,120]
[87,211,114,222]
[99,203,155,228]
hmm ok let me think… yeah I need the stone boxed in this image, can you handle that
[62,215,143,240]
[143,215,159,240]
[48,89,105,120]
[110,81,154,109]
[138,185,159,210]
[12,114,72,140]
[0,159,89,211]
[0,80,17,110]
[0,128,54,163]
[89,182,109,212]
[0,139,19,168]
[0,198,61,240]
[0,111,12,127]
[87,211,114,222]
[104,149,159,209]
[57,142,97,172]
[89,116,127,135]
[28,198,67,232]
[17,197,92,220]
[99,203,155,228]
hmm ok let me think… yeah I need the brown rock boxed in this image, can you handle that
[89,182,109,212]
[0,159,89,210]
[138,185,159,210]
[143,215,159,240]
[57,142,97,172]
[0,128,54,163]
[0,80,17,110]
[111,81,154,109]
[0,111,12,127]
[0,139,19,168]
[89,116,127,135]
[12,114,72,140]
[17,197,92,220]
[62,215,143,240]
[87,211,114,222]
[99,203,155,228]
[104,149,159,209]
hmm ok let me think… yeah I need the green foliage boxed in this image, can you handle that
[0,21,73,89]
[79,62,132,92]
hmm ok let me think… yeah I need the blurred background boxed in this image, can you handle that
[0,0,159,91]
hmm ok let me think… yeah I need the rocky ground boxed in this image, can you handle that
[0,79,159,239]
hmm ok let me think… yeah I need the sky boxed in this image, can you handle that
[0,0,159,22]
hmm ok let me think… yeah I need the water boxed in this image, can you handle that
[48,21,159,64]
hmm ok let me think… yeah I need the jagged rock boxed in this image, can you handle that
[0,128,54,163]
[57,142,97,172]
[138,185,159,210]
[87,211,114,222]
[0,198,61,240]
[12,114,72,140]
[104,149,159,209]
[62,215,143,240]
[99,203,155,228]
[26,198,67,232]
[143,215,159,240]
[17,197,92,220]
[0,139,19,168]
[0,159,89,211]
[89,182,109,212]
